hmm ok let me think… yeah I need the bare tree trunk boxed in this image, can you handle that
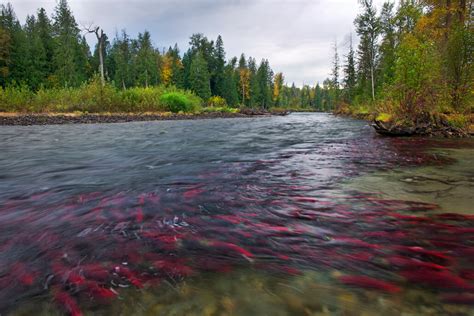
[98,35,105,86]
[85,25,106,87]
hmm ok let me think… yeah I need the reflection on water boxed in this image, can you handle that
[0,113,473,315]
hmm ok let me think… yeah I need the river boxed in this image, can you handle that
[1,113,473,315]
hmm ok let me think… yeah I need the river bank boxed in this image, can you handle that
[0,110,290,126]
[334,107,473,138]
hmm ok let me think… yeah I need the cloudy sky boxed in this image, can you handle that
[10,0,389,86]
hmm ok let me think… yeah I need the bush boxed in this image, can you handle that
[207,96,227,108]
[160,92,194,113]
[445,114,469,129]
[0,85,33,112]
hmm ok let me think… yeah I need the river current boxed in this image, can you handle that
[0,113,473,315]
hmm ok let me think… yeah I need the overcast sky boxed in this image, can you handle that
[9,0,389,87]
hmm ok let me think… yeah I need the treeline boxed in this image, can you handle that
[0,0,334,111]
[333,0,473,121]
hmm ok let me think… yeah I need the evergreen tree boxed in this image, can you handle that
[355,0,380,101]
[182,50,192,90]
[248,57,260,107]
[189,51,211,100]
[314,83,323,110]
[169,44,184,88]
[343,34,357,102]
[0,25,9,85]
[222,63,239,106]
[52,0,84,87]
[256,59,273,109]
[1,3,29,85]
[213,35,226,97]
[36,8,55,84]
[188,33,216,93]
[134,31,159,87]
[77,36,92,81]
[24,15,48,89]
[110,30,132,89]
[377,1,397,90]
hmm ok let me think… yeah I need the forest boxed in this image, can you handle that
[335,0,472,131]
[0,0,334,113]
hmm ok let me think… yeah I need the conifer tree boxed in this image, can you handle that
[110,30,132,89]
[248,57,260,107]
[343,34,356,102]
[213,35,226,97]
[0,25,9,85]
[24,15,47,89]
[378,2,397,90]
[256,59,273,109]
[52,0,83,87]
[222,62,239,106]
[1,3,28,85]
[189,51,211,100]
[355,0,380,101]
[133,31,159,87]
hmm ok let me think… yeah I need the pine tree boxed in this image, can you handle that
[24,15,48,89]
[378,1,397,90]
[188,33,216,93]
[169,44,184,88]
[343,34,356,102]
[314,83,323,110]
[1,3,29,86]
[222,63,239,106]
[134,31,159,87]
[189,51,211,100]
[248,57,260,107]
[0,25,9,85]
[256,59,273,109]
[213,35,226,97]
[36,8,55,85]
[355,0,380,101]
[52,0,83,87]
[111,30,132,89]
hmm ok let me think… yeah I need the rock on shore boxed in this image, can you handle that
[0,112,264,126]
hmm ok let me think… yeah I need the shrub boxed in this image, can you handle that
[160,92,194,113]
[207,96,227,108]
[0,85,33,112]
[376,113,392,122]
[445,114,469,129]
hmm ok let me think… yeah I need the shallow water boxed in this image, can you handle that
[0,113,473,315]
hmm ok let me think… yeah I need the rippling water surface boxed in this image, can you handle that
[1,113,473,315]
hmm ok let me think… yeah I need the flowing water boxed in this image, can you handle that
[0,113,473,316]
